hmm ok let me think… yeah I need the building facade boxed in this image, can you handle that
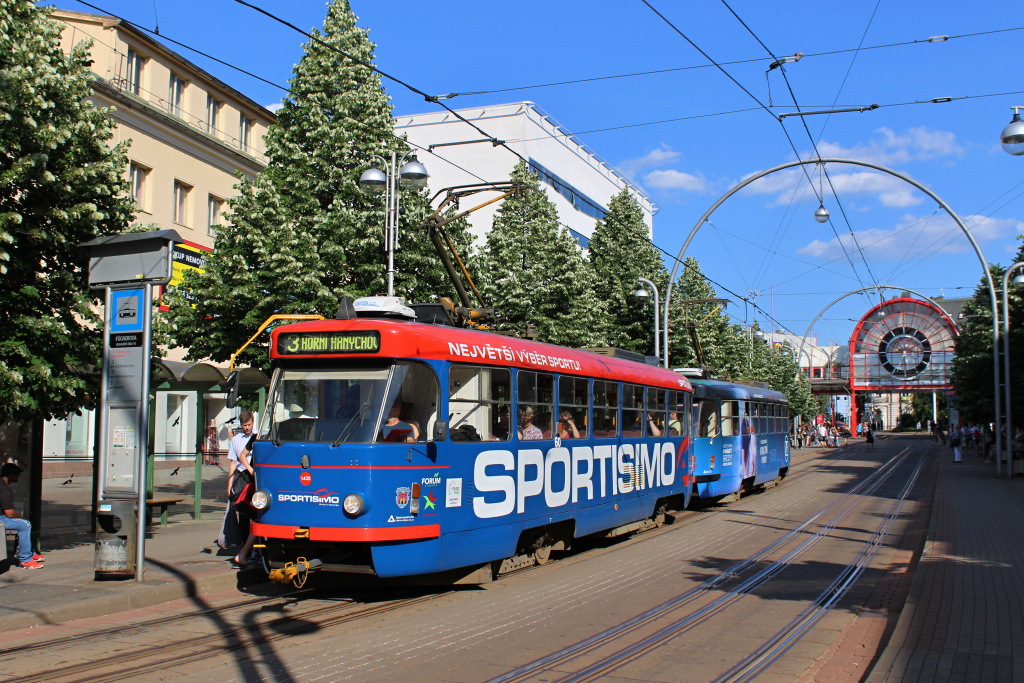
[42,10,276,474]
[395,102,655,245]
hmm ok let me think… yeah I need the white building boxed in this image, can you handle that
[395,102,655,245]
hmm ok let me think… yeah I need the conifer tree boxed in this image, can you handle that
[478,161,604,347]
[0,1,134,421]
[168,0,469,364]
[589,188,667,355]
[666,257,737,372]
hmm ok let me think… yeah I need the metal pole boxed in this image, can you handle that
[136,282,152,581]
[386,151,396,297]
[638,277,660,360]
[1003,262,1024,475]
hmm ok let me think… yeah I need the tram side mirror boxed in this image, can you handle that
[224,371,240,409]
[432,420,448,442]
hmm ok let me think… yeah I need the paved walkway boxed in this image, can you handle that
[868,441,1024,682]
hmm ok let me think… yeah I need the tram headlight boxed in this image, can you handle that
[251,489,271,511]
[343,493,366,516]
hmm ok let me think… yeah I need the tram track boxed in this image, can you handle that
[0,590,450,683]
[714,452,928,682]
[485,445,921,683]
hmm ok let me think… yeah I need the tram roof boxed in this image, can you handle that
[690,378,788,403]
[269,318,692,392]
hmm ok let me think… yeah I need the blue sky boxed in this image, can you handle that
[57,0,1024,348]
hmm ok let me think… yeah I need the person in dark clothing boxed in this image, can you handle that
[1,463,44,569]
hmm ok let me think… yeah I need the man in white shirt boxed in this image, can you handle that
[223,411,255,548]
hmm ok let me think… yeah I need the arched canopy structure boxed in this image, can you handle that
[849,298,958,392]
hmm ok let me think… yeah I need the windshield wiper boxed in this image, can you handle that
[332,399,373,447]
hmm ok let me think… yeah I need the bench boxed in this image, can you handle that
[146,497,185,527]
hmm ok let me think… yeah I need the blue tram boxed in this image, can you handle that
[688,379,790,503]
[246,300,694,583]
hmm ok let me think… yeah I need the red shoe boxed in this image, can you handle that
[32,553,45,562]
[19,560,44,569]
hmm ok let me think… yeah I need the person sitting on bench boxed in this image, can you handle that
[1,463,44,569]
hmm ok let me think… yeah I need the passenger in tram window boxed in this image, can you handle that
[557,411,580,439]
[379,402,415,442]
[519,406,543,440]
[668,412,682,437]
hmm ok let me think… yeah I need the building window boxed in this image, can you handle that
[168,73,186,118]
[206,95,221,136]
[207,195,224,236]
[129,162,149,211]
[173,180,192,226]
[238,115,252,153]
[528,159,608,221]
[812,368,823,379]
[125,48,144,95]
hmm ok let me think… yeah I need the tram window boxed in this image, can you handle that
[740,402,755,435]
[378,362,440,443]
[518,371,554,439]
[646,388,666,436]
[621,384,644,437]
[266,362,439,444]
[721,400,739,437]
[757,403,768,433]
[767,404,776,433]
[669,390,689,437]
[558,376,589,438]
[449,365,511,441]
[698,400,720,438]
[593,380,618,437]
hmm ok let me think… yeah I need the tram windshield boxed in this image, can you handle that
[264,361,440,444]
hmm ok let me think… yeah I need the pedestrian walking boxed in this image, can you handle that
[865,427,874,449]
[951,425,963,463]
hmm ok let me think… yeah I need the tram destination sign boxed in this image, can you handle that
[277,330,381,355]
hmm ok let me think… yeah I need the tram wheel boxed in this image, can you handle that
[534,545,552,565]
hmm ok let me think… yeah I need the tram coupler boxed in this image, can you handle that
[268,557,323,588]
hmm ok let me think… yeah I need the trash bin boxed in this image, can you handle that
[95,499,137,580]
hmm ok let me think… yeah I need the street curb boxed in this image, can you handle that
[3,567,243,632]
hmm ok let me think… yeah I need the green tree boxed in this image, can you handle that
[0,1,133,421]
[952,239,1024,427]
[666,257,736,371]
[588,188,665,355]
[168,0,470,365]
[478,161,604,347]
[951,268,1002,425]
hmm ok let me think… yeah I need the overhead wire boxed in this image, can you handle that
[717,0,880,299]
[437,25,1024,100]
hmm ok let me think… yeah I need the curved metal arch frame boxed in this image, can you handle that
[664,158,1003,475]
[796,286,958,380]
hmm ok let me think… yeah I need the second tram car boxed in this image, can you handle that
[688,379,790,503]
[246,299,695,583]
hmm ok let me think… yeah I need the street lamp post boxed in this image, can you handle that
[1001,262,1024,474]
[358,152,429,297]
[635,278,660,361]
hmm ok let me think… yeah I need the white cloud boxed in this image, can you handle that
[815,126,964,166]
[796,213,1022,260]
[618,144,682,179]
[264,101,284,113]
[739,168,924,208]
[643,169,709,192]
